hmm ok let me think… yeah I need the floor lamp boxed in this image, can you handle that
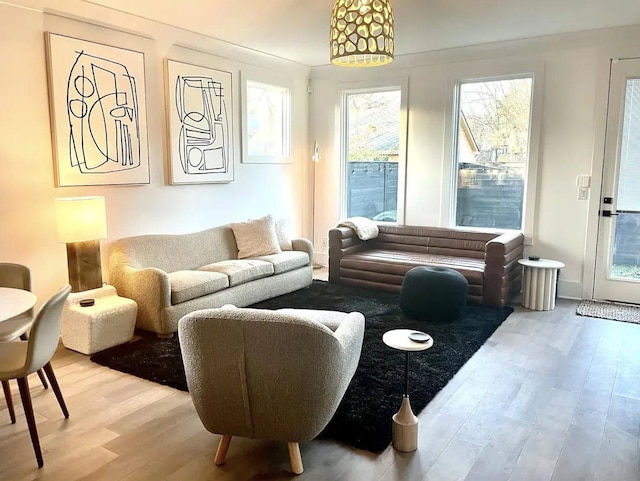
[311,141,322,269]
[55,196,107,293]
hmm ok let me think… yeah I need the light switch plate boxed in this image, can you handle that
[576,175,591,188]
[578,186,589,200]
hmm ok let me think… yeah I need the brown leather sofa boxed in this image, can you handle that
[329,225,524,307]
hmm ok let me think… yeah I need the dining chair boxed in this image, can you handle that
[0,263,49,425]
[0,285,71,468]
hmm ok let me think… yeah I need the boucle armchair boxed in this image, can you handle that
[178,306,365,474]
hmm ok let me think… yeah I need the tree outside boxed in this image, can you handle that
[347,91,400,162]
[345,89,401,221]
[460,78,532,172]
[455,77,533,230]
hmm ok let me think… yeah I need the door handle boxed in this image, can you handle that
[601,210,618,217]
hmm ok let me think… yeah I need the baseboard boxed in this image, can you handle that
[557,280,583,300]
[314,252,328,267]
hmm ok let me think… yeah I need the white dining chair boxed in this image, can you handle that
[0,263,49,425]
[0,285,71,468]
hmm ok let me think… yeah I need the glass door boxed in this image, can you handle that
[594,58,640,303]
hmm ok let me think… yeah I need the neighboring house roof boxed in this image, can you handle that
[459,112,479,153]
[351,99,478,157]
[367,129,399,153]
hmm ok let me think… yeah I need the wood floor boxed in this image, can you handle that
[1,295,639,480]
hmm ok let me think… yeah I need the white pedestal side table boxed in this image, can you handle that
[382,329,433,452]
[518,258,565,311]
[61,285,137,355]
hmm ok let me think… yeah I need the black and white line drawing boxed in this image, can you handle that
[67,51,141,174]
[166,60,234,184]
[46,33,150,187]
[174,75,230,175]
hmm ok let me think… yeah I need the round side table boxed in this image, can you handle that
[382,329,433,452]
[518,258,565,311]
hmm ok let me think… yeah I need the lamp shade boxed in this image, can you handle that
[330,0,394,67]
[55,196,107,243]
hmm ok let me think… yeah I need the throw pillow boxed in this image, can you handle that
[231,215,282,259]
[275,218,293,251]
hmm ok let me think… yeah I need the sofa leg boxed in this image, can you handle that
[287,442,304,474]
[157,332,174,339]
[214,435,232,465]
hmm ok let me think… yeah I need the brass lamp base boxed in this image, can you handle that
[66,240,103,293]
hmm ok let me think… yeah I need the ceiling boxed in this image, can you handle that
[85,0,640,66]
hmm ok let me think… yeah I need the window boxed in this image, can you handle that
[452,76,533,230]
[343,88,401,222]
[242,80,291,163]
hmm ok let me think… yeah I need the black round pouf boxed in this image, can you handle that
[400,266,469,322]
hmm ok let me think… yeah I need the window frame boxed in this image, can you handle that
[241,73,292,164]
[444,64,544,244]
[339,79,409,224]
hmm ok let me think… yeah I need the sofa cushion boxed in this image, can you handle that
[341,249,485,285]
[231,215,282,259]
[251,251,309,274]
[198,259,274,286]
[168,270,229,305]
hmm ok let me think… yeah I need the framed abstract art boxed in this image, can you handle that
[45,32,150,186]
[165,59,234,184]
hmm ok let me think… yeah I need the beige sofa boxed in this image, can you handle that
[109,225,313,335]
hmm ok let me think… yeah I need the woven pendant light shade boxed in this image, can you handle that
[330,0,394,67]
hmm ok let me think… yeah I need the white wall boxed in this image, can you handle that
[309,25,640,299]
[0,0,311,304]
[3,1,639,303]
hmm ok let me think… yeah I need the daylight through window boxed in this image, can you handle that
[344,89,401,222]
[453,77,533,230]
[246,80,290,157]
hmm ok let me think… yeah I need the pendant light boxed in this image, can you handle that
[330,0,394,67]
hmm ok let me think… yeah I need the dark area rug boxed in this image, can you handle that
[91,280,513,452]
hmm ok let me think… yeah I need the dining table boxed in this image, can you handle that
[0,287,37,323]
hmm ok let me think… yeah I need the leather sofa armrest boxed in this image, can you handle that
[484,231,525,306]
[291,238,314,266]
[329,227,368,283]
[486,231,525,260]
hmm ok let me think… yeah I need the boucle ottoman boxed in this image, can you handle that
[400,266,468,322]
[61,285,137,355]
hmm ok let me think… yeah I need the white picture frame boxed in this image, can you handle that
[45,32,150,187]
[165,59,234,184]
[241,71,292,164]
